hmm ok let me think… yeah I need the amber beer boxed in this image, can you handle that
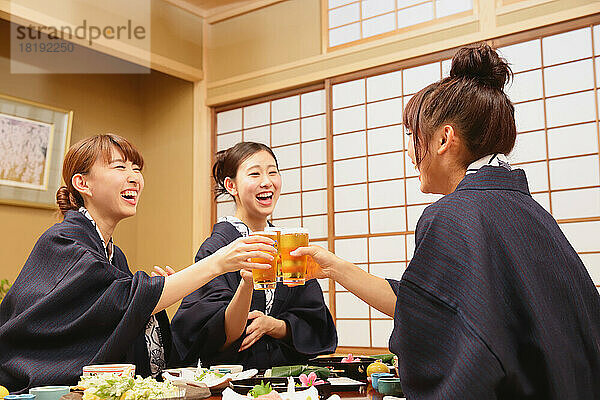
[250,231,278,290]
[265,227,283,281]
[280,227,309,285]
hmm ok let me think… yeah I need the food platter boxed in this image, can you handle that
[308,357,377,382]
[230,378,332,398]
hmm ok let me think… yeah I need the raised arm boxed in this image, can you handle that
[152,235,274,314]
[292,245,397,317]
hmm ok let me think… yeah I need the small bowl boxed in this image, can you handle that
[209,364,243,374]
[29,386,69,400]
[82,364,135,377]
[370,372,394,390]
[377,377,403,396]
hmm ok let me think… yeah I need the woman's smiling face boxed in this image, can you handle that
[227,150,281,219]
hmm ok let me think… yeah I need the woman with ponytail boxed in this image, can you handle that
[171,142,336,370]
[0,134,274,393]
[293,44,600,398]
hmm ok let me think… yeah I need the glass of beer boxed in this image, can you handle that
[280,227,309,286]
[250,230,278,290]
[265,226,283,282]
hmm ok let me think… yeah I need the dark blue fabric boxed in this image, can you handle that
[0,211,168,393]
[170,222,337,369]
[389,166,600,399]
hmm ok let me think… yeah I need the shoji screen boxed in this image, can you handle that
[214,19,600,352]
[499,27,600,287]
[327,0,473,48]
[214,87,332,304]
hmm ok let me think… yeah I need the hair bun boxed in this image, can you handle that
[450,43,512,90]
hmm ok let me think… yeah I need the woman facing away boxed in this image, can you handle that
[293,44,600,399]
[170,142,337,369]
[0,134,274,393]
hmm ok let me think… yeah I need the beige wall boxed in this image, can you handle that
[205,0,600,105]
[0,18,195,319]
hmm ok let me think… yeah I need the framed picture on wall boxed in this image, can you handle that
[0,94,73,209]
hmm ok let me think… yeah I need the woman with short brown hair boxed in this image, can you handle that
[0,134,274,393]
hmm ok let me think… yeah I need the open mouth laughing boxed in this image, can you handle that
[121,189,138,205]
[256,191,274,205]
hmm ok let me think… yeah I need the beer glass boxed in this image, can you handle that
[250,231,278,290]
[280,227,309,285]
[265,226,283,282]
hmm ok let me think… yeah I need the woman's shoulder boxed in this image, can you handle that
[195,221,242,261]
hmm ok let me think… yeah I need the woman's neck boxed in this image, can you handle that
[83,204,117,244]
[234,209,267,232]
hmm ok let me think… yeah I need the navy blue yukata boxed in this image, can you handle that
[388,165,600,399]
[0,211,170,392]
[170,221,337,370]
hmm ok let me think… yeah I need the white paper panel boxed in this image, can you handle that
[544,59,594,97]
[280,168,301,194]
[546,91,596,128]
[362,12,395,38]
[508,131,546,164]
[329,0,356,8]
[329,22,361,47]
[362,0,395,18]
[301,115,326,141]
[303,189,327,215]
[272,217,301,228]
[370,262,405,281]
[560,221,600,252]
[397,2,433,29]
[549,155,599,190]
[243,126,270,146]
[271,95,299,123]
[595,25,600,56]
[334,237,368,263]
[333,105,366,134]
[580,253,600,285]
[273,144,300,170]
[406,233,415,259]
[335,210,369,236]
[514,100,545,133]
[334,131,367,160]
[272,193,301,219]
[370,235,406,262]
[531,192,551,214]
[217,131,242,151]
[303,215,328,238]
[367,98,403,129]
[334,158,367,185]
[367,70,403,102]
[403,62,440,95]
[368,125,404,154]
[552,188,600,220]
[216,200,236,218]
[397,0,426,7]
[371,319,394,348]
[408,203,429,231]
[506,70,543,103]
[335,184,368,211]
[370,207,406,233]
[243,102,270,129]
[337,320,370,347]
[436,0,471,17]
[217,108,242,134]
[318,278,329,293]
[498,40,541,73]
[333,80,365,109]
[517,162,548,192]
[542,27,592,66]
[441,59,451,78]
[302,164,327,190]
[368,153,404,180]
[301,90,325,117]
[369,180,405,208]
[329,2,360,29]
[548,123,598,159]
[302,139,327,165]
[271,120,300,147]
